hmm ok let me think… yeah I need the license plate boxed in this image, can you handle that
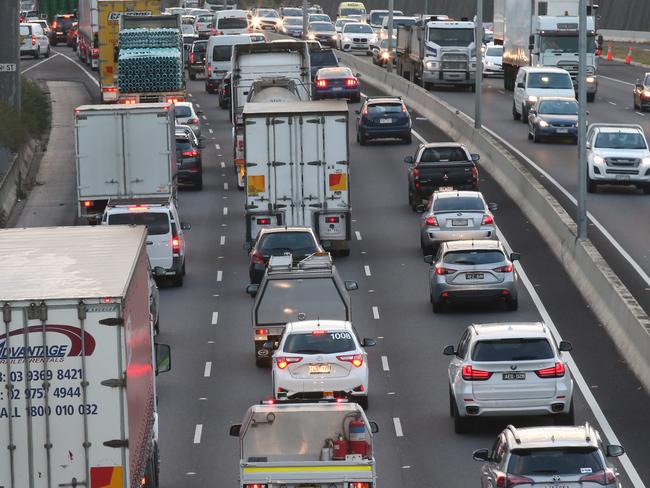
[439,186,453,191]
[546,485,569,488]
[379,118,392,124]
[452,219,468,226]
[309,364,331,374]
[502,372,526,380]
[556,128,569,133]
[332,87,343,92]
[324,224,341,234]
[465,272,484,280]
[615,175,630,181]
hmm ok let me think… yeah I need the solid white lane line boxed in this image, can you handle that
[599,75,634,87]
[193,424,203,444]
[364,265,371,276]
[204,361,212,377]
[224,182,229,190]
[355,231,362,240]
[208,128,214,134]
[211,312,219,325]
[223,207,228,215]
[393,417,403,437]
[20,53,59,73]
[497,228,646,488]
[220,161,225,168]
[608,101,617,106]
[49,50,100,86]
[411,129,427,144]
[217,270,223,282]
[215,143,220,149]
[381,355,390,371]
[372,306,380,319]
[220,235,226,245]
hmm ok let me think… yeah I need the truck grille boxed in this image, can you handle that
[606,157,639,167]
[441,53,468,71]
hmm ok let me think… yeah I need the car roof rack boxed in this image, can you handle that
[267,254,293,272]
[298,252,333,270]
[505,424,521,444]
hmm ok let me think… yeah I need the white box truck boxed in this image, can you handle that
[243,100,352,255]
[493,0,598,100]
[75,103,177,223]
[78,0,99,69]
[230,402,377,488]
[0,225,171,488]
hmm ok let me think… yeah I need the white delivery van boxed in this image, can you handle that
[212,9,249,34]
[205,34,252,92]
[513,66,575,121]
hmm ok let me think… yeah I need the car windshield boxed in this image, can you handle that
[284,17,302,25]
[310,50,338,67]
[311,22,335,32]
[310,14,330,22]
[344,24,373,33]
[198,14,212,22]
[428,27,474,46]
[595,132,647,149]
[420,146,468,162]
[284,331,356,354]
[433,196,484,212]
[485,46,502,56]
[257,278,347,325]
[540,34,595,53]
[472,338,554,361]
[443,250,505,265]
[175,139,193,152]
[507,448,604,476]
[340,7,365,16]
[218,17,248,28]
[367,103,404,115]
[212,45,233,61]
[527,72,573,89]
[193,42,207,53]
[644,74,650,86]
[174,105,193,117]
[259,9,278,18]
[336,19,352,27]
[108,212,170,236]
[538,100,578,115]
[259,232,318,255]
[181,24,195,34]
[283,8,302,16]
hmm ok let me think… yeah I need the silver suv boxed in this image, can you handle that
[444,323,573,433]
[473,424,624,488]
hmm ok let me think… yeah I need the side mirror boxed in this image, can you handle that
[344,280,359,291]
[196,110,204,115]
[585,142,591,149]
[470,153,480,162]
[181,222,191,230]
[355,110,360,114]
[369,421,379,433]
[355,73,361,78]
[586,110,590,116]
[443,344,456,356]
[509,252,521,261]
[362,338,376,347]
[473,448,490,462]
[403,155,414,164]
[153,266,167,278]
[423,255,434,264]
[246,283,259,297]
[559,340,573,352]
[488,202,498,212]
[155,343,171,374]
[517,82,525,89]
[606,445,625,457]
[229,424,242,437]
[415,204,426,213]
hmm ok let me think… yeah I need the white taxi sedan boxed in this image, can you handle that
[271,320,375,408]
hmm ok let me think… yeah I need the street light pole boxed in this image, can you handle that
[0,0,21,113]
[577,0,588,239]
[302,0,308,41]
[474,0,483,129]
[386,0,393,73]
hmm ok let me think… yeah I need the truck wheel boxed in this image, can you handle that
[587,92,595,103]
[512,101,521,120]
[521,104,528,124]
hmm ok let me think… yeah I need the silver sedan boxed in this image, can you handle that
[424,240,519,313]
[419,190,497,254]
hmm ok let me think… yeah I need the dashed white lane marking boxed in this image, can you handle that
[217,270,223,282]
[193,424,203,444]
[497,89,505,94]
[204,361,212,377]
[636,111,646,117]
[220,161,225,168]
[215,143,220,149]
[381,355,390,371]
[211,312,219,325]
[223,207,228,215]
[607,101,617,106]
[208,128,214,134]
[224,182,229,190]
[201,114,207,120]
[220,235,226,245]
[415,116,427,120]
[393,417,403,437]
[188,93,194,97]
[372,306,380,319]
[195,103,200,108]
[355,231,362,240]
[364,265,371,276]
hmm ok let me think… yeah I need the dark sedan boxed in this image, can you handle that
[356,96,411,145]
[633,73,650,112]
[313,67,360,102]
[305,21,338,48]
[175,126,204,190]
[527,97,579,144]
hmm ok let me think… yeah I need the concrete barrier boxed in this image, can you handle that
[339,51,650,393]
[601,29,650,44]
[0,139,39,227]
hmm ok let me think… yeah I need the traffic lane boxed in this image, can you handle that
[598,58,649,85]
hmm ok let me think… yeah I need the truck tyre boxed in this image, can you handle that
[587,92,595,103]
[512,101,521,120]
[586,175,597,194]
[521,104,528,123]
[555,399,575,425]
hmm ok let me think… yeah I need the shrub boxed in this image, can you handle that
[0,78,51,152]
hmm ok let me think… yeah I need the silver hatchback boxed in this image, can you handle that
[424,240,519,312]
[419,190,497,254]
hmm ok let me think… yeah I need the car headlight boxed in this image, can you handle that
[593,155,605,165]
[538,120,549,127]
[370,35,377,43]
[527,95,538,103]
[643,90,650,97]
[425,61,438,70]
[343,36,351,42]
[308,33,315,39]
[586,76,595,83]
[381,51,390,59]
[642,157,650,165]
[332,34,337,39]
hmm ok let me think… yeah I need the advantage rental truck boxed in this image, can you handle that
[230,401,377,488]
[243,101,352,255]
[75,103,177,222]
[0,225,171,488]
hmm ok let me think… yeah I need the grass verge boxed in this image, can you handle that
[0,78,51,152]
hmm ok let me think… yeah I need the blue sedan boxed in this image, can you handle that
[528,98,580,144]
[356,96,412,145]
[313,67,361,102]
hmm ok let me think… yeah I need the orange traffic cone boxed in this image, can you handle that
[625,47,633,64]
[606,41,613,60]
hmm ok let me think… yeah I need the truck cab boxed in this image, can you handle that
[246,253,358,367]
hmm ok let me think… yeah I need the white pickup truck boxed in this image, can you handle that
[230,401,377,488]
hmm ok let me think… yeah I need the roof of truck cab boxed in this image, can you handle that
[0,226,147,301]
[243,100,349,115]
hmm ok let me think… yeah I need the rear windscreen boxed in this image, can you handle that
[472,338,554,361]
[108,212,170,236]
[433,197,484,212]
[310,50,338,67]
[507,448,603,476]
[174,105,193,117]
[367,103,403,115]
[420,146,468,162]
[212,45,232,61]
[443,250,505,266]
[284,331,356,354]
[218,17,248,29]
[259,233,318,255]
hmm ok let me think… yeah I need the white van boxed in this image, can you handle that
[513,66,575,122]
[102,197,190,286]
[205,34,253,92]
[212,9,249,35]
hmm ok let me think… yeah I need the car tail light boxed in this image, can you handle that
[462,365,492,381]
[276,356,302,369]
[31,35,37,45]
[325,216,339,223]
[250,250,265,265]
[189,53,196,63]
[244,484,267,488]
[188,117,199,125]
[471,166,479,187]
[425,216,438,226]
[413,167,420,178]
[535,362,565,378]
[493,264,513,273]
[52,20,58,29]
[182,149,199,157]
[312,329,327,335]
[505,474,536,487]
[316,79,328,89]
[166,97,180,104]
[171,236,181,253]
[435,266,456,275]
[579,469,616,485]
[256,328,268,335]
[481,214,493,225]
[257,218,271,225]
[402,103,408,113]
[128,205,148,212]
[345,78,357,87]
[349,483,370,488]
[103,87,118,93]
[337,354,363,367]
[362,105,368,115]
[83,200,93,208]
[208,64,213,75]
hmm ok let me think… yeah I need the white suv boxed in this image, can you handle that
[586,123,650,194]
[444,322,574,433]
[513,66,574,122]
[20,22,51,59]
[338,22,376,53]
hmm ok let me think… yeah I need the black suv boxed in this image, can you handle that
[175,126,203,190]
[187,40,207,80]
[50,13,76,45]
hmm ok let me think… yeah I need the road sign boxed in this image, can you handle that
[0,63,17,72]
